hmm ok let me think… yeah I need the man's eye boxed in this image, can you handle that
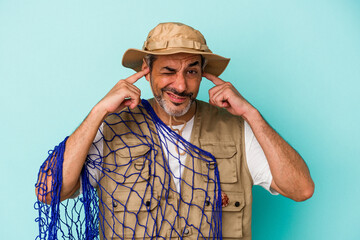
[188,70,198,74]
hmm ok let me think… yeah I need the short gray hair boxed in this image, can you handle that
[144,54,157,72]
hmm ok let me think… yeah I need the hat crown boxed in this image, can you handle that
[142,22,210,52]
[122,22,230,77]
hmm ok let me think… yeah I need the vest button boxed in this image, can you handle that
[205,200,210,206]
[235,201,240,207]
[145,201,151,207]
[113,201,118,208]
[183,228,189,235]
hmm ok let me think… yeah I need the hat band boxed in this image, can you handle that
[143,39,210,52]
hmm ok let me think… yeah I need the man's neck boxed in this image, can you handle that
[148,99,196,126]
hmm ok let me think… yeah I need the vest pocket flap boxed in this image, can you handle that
[107,157,150,183]
[222,191,245,212]
[109,143,151,183]
[202,191,245,212]
[110,190,159,212]
[115,144,151,158]
[199,140,237,159]
[199,141,238,184]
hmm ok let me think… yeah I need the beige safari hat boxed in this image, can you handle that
[122,22,230,77]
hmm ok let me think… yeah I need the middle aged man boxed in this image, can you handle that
[35,22,314,240]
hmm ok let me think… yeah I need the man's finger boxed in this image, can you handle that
[203,72,226,86]
[126,67,150,84]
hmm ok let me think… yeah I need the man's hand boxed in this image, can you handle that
[203,72,254,118]
[96,67,150,115]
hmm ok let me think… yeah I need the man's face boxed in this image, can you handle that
[147,53,202,117]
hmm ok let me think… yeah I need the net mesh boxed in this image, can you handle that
[35,99,222,239]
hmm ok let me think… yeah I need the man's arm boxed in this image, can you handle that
[204,72,314,202]
[35,68,149,204]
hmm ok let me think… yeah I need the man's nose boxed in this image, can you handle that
[172,72,187,93]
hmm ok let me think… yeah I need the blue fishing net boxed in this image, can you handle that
[35,99,222,239]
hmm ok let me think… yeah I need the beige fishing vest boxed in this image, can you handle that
[98,99,253,240]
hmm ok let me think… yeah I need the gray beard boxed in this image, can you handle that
[154,94,194,117]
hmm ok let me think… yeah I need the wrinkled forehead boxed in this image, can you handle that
[155,53,202,67]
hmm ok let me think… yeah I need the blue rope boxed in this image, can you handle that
[35,137,68,240]
[142,99,223,238]
[35,99,223,239]
[82,166,99,239]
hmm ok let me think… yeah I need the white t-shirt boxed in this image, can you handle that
[85,118,277,195]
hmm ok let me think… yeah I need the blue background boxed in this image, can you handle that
[1,0,359,239]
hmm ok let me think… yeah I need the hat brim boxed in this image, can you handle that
[122,48,230,77]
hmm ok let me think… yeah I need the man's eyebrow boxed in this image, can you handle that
[188,61,200,67]
[161,66,176,72]
[161,61,199,71]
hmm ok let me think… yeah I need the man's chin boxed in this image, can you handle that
[172,102,183,107]
[162,100,193,117]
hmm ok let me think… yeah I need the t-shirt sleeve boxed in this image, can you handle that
[77,123,104,195]
[244,121,278,195]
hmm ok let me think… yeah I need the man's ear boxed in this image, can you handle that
[142,59,150,82]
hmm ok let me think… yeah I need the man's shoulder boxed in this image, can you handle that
[102,102,153,137]
[194,100,244,143]
[195,100,244,137]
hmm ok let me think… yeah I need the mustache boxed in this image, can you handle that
[161,87,194,98]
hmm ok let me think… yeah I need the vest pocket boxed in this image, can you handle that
[101,189,159,239]
[199,141,238,184]
[107,144,151,184]
[221,191,246,238]
[201,191,245,238]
